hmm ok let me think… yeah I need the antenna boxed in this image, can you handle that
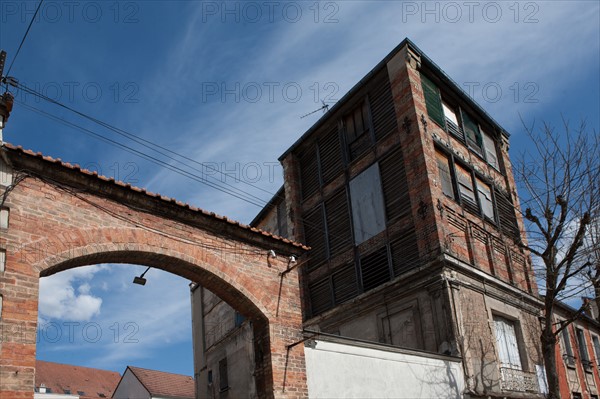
[300,100,330,119]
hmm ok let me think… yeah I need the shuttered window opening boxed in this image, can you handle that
[299,145,320,200]
[370,74,398,141]
[319,124,344,184]
[303,206,327,270]
[219,358,229,391]
[576,328,591,367]
[309,277,333,316]
[455,163,478,214]
[482,130,500,170]
[332,262,359,305]
[495,187,520,239]
[325,189,353,257]
[494,316,523,370]
[442,102,464,142]
[360,246,391,292]
[380,147,411,222]
[344,100,373,161]
[436,150,455,199]
[461,109,483,154]
[390,230,420,276]
[420,73,445,128]
[476,178,495,221]
[349,163,387,244]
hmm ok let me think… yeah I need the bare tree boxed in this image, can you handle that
[583,207,600,320]
[514,119,600,399]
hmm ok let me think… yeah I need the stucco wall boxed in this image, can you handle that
[304,339,464,398]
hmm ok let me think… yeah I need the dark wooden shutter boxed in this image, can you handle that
[219,358,228,390]
[325,189,353,257]
[309,277,333,316]
[390,229,420,276]
[360,246,391,292]
[370,73,398,141]
[332,262,358,305]
[495,187,520,238]
[436,150,455,198]
[299,145,320,200]
[318,124,343,184]
[303,205,327,270]
[420,73,445,128]
[380,147,411,221]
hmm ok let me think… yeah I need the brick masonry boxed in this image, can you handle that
[0,146,308,399]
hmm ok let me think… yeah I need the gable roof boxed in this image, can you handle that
[125,366,195,398]
[35,360,121,399]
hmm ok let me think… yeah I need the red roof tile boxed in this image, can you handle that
[35,360,121,399]
[2,142,308,250]
[127,366,195,398]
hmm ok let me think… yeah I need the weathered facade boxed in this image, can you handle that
[193,38,547,398]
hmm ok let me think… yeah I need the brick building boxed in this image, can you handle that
[192,38,548,398]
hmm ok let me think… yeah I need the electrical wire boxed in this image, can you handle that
[5,0,44,78]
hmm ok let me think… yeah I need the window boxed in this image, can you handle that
[572,393,582,399]
[77,392,85,396]
[436,150,454,198]
[344,101,372,160]
[98,394,106,398]
[461,110,483,153]
[576,328,592,371]
[234,312,245,327]
[420,73,445,128]
[482,130,500,170]
[592,335,600,365]
[455,163,476,206]
[219,358,229,391]
[476,178,495,220]
[208,370,213,384]
[442,102,463,139]
[494,315,523,370]
[561,325,575,366]
[63,390,71,394]
[349,164,386,244]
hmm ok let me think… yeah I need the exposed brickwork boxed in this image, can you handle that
[0,146,307,399]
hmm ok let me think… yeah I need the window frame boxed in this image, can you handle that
[493,314,524,371]
[560,323,576,367]
[576,327,593,372]
[591,334,600,366]
[343,98,375,162]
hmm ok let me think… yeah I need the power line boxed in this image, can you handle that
[5,0,44,78]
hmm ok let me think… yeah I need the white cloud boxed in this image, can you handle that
[39,265,105,322]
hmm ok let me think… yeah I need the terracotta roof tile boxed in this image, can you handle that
[2,142,308,250]
[127,366,195,398]
[35,360,121,399]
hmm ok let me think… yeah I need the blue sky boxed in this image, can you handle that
[1,0,598,377]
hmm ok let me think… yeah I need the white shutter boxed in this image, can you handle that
[494,316,522,370]
[482,131,499,169]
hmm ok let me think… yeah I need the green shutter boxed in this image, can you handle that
[461,110,483,150]
[420,73,445,128]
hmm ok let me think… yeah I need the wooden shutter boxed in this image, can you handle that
[332,262,358,305]
[370,72,398,141]
[299,145,320,200]
[455,164,478,213]
[309,277,333,316]
[420,73,445,128]
[325,189,353,257]
[461,110,483,153]
[360,246,391,292]
[303,205,327,270]
[495,187,520,238]
[390,229,420,276]
[476,178,495,220]
[380,147,411,221]
[219,358,229,390]
[482,130,500,169]
[318,124,343,184]
[436,150,455,198]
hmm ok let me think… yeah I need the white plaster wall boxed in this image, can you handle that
[112,369,150,399]
[304,340,464,398]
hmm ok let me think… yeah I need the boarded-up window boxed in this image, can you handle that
[494,316,522,370]
[461,110,483,153]
[436,150,454,198]
[360,246,390,292]
[455,163,477,208]
[483,130,500,170]
[476,178,494,220]
[349,163,386,244]
[380,147,410,221]
[420,73,445,128]
[381,307,421,349]
[344,101,372,160]
[325,189,353,257]
[219,358,229,391]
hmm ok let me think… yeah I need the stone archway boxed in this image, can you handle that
[0,144,308,398]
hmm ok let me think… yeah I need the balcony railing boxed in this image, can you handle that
[499,367,540,392]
